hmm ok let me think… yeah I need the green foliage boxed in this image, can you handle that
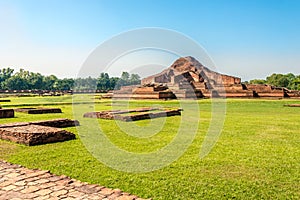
[0,68,140,91]
[249,79,266,84]
[74,76,97,90]
[2,69,54,90]
[96,73,116,91]
[130,73,141,85]
[249,73,300,90]
[43,75,59,90]
[266,73,290,88]
[121,71,130,81]
[54,78,75,90]
[0,68,14,88]
[288,76,300,90]
[114,72,141,89]
[96,72,141,91]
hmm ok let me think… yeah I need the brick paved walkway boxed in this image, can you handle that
[0,160,150,200]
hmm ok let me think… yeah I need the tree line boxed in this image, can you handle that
[0,68,140,91]
[248,73,300,90]
[1,68,299,91]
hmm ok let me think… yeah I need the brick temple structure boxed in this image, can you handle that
[109,56,300,99]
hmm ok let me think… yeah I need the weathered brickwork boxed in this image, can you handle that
[0,160,150,200]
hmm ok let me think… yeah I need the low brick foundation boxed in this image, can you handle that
[284,104,300,107]
[15,107,62,114]
[0,109,14,118]
[83,107,182,122]
[31,118,80,128]
[0,118,80,129]
[0,124,75,146]
[0,99,10,102]
[0,118,79,145]
[115,109,182,122]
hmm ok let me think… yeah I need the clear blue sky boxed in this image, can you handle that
[0,0,300,80]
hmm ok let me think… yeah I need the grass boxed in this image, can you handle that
[0,96,300,199]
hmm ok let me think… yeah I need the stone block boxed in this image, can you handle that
[118,109,181,122]
[0,99,11,102]
[83,108,182,122]
[31,118,80,128]
[0,118,79,129]
[133,87,154,92]
[0,125,75,146]
[284,104,300,107]
[0,109,14,118]
[15,108,62,114]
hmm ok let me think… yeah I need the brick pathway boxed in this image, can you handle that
[0,161,150,200]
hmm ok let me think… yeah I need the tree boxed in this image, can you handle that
[0,67,141,91]
[121,72,130,81]
[129,73,141,85]
[53,78,74,91]
[28,72,43,90]
[109,77,120,90]
[118,72,140,87]
[249,73,300,90]
[3,69,30,90]
[97,73,110,91]
[0,68,14,89]
[43,75,58,90]
[289,75,300,90]
[4,75,29,90]
[249,79,266,84]
[96,72,139,91]
[266,73,290,88]
[74,76,97,90]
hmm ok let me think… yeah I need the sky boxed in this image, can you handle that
[0,0,300,81]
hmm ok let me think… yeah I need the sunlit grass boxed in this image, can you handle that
[0,96,300,199]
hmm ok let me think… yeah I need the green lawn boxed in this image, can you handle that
[0,96,300,199]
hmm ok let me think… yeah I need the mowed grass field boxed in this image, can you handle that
[0,95,300,199]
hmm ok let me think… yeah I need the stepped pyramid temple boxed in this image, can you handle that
[109,56,300,99]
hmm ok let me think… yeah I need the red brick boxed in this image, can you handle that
[50,189,68,197]
[34,188,52,196]
[2,184,17,191]
[20,186,40,193]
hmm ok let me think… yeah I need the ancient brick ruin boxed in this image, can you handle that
[31,118,80,127]
[0,118,79,146]
[0,161,149,200]
[0,125,75,146]
[83,107,182,122]
[108,56,300,99]
[15,107,62,114]
[0,109,14,118]
[284,104,300,107]
[0,99,11,102]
